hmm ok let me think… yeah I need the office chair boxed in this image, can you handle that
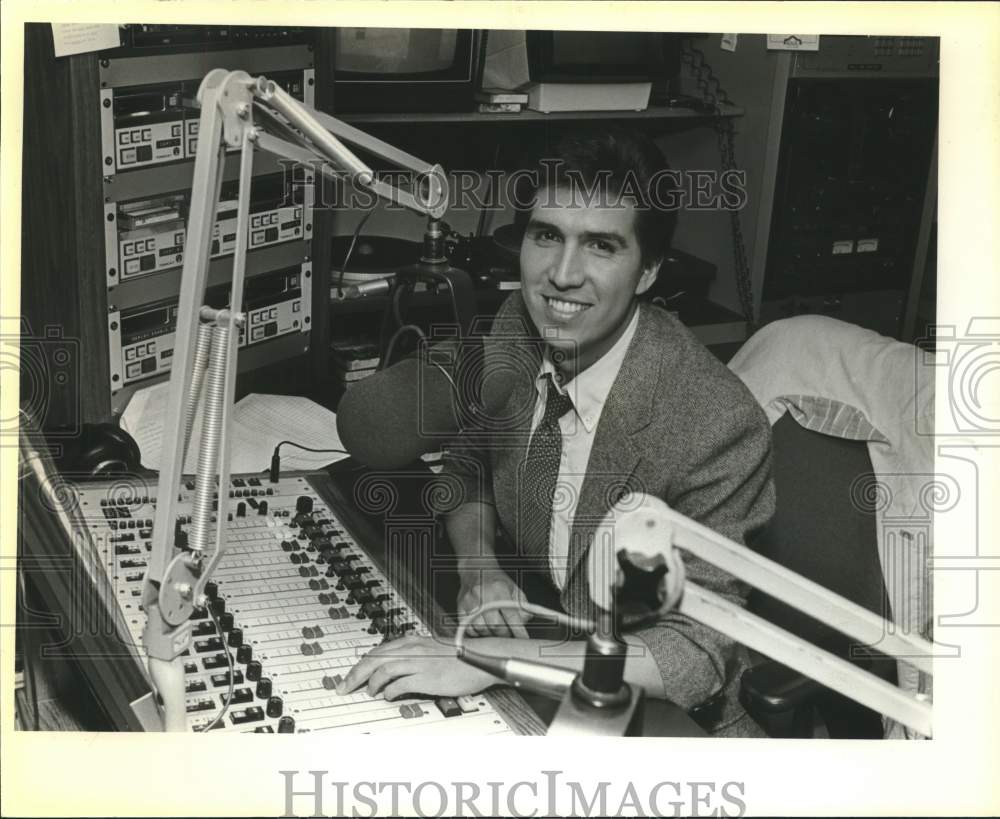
[739,412,899,738]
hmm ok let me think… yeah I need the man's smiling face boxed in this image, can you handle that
[519,186,659,377]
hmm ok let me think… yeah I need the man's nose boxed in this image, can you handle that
[548,244,585,289]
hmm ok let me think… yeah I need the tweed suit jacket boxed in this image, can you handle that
[444,293,775,736]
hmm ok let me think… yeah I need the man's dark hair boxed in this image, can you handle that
[512,126,679,269]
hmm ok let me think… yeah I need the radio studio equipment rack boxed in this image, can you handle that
[100,37,317,414]
[21,25,330,428]
[109,264,310,389]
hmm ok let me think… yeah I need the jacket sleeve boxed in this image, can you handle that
[631,399,775,709]
[440,435,495,510]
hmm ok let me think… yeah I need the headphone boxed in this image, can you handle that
[54,423,143,477]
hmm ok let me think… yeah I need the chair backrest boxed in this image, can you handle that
[750,413,896,679]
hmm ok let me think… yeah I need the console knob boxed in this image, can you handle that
[256,677,273,699]
[277,716,295,733]
[295,496,313,515]
[266,695,283,718]
[228,627,243,648]
[236,644,252,664]
[246,660,262,682]
[210,598,226,617]
[219,612,234,631]
[204,581,219,600]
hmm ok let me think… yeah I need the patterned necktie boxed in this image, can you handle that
[519,374,575,558]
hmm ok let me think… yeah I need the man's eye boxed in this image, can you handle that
[590,240,616,254]
[533,230,560,244]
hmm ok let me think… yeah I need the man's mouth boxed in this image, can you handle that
[544,296,590,317]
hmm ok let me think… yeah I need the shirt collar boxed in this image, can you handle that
[536,307,641,433]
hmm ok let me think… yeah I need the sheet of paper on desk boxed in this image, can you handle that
[120,381,202,473]
[121,383,349,474]
[232,393,349,471]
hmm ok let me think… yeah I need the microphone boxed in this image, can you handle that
[335,340,460,469]
[336,328,537,469]
[339,277,393,300]
[335,338,488,469]
[458,647,576,700]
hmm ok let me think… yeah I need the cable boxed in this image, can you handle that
[453,600,596,656]
[334,203,381,299]
[379,323,426,371]
[269,441,349,481]
[714,118,757,329]
[680,40,733,112]
[196,603,235,732]
[430,360,459,396]
[272,441,348,456]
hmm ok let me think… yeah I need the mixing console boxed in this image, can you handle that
[73,471,516,735]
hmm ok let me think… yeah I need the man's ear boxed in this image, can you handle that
[634,259,661,296]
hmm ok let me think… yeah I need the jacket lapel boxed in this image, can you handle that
[486,313,542,557]
[562,305,663,604]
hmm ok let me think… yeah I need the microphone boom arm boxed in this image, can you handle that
[459,493,935,737]
[587,494,934,737]
[141,68,450,730]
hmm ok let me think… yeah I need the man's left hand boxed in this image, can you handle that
[336,636,500,700]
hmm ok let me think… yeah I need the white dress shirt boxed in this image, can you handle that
[530,307,640,590]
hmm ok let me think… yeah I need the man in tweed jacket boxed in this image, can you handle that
[340,128,774,736]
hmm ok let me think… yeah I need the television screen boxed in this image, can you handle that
[331,27,481,113]
[335,28,460,75]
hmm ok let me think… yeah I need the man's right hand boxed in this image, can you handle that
[457,567,530,638]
